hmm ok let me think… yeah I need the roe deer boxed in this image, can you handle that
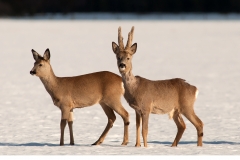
[111,26,203,147]
[30,48,129,146]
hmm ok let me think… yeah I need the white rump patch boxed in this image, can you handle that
[121,82,124,89]
[168,108,175,119]
[121,82,125,94]
[195,89,199,99]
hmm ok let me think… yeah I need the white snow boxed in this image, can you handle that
[0,16,240,155]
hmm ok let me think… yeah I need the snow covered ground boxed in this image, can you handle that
[0,16,240,155]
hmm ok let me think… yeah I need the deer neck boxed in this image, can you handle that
[121,69,138,93]
[39,67,59,97]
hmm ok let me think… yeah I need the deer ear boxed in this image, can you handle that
[112,42,119,54]
[31,49,40,61]
[130,43,137,54]
[43,48,51,61]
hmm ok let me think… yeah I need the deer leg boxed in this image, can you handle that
[92,103,116,145]
[60,108,70,146]
[142,113,150,147]
[60,119,67,146]
[135,111,141,147]
[110,102,129,145]
[183,111,203,146]
[67,109,74,145]
[171,112,186,147]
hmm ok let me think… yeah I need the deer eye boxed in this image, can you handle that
[117,57,121,61]
[39,64,42,67]
[127,58,130,60]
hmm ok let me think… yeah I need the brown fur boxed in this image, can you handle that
[30,48,129,146]
[112,27,203,147]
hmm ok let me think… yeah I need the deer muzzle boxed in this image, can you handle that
[30,70,36,75]
[119,63,126,69]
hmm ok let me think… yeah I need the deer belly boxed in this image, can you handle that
[73,97,101,108]
[151,105,172,115]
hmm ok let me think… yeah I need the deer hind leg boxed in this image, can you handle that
[92,103,116,145]
[110,102,129,145]
[183,110,203,146]
[135,111,142,147]
[171,111,186,147]
[67,109,74,145]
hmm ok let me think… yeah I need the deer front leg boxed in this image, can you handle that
[135,111,141,147]
[68,109,74,145]
[60,108,70,146]
[142,112,149,147]
[60,119,67,146]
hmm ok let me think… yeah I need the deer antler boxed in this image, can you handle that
[125,26,134,49]
[118,27,125,50]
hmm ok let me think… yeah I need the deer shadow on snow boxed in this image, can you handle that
[0,141,240,147]
[148,141,240,146]
[0,142,90,147]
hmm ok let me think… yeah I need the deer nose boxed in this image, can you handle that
[119,63,126,68]
[30,71,36,75]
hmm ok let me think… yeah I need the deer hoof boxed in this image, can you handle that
[92,141,102,145]
[135,144,141,147]
[121,141,128,145]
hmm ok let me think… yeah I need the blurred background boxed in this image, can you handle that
[0,0,240,17]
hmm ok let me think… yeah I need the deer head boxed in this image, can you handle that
[112,26,137,74]
[30,48,51,78]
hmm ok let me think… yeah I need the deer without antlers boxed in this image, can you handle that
[112,26,203,147]
[30,48,129,146]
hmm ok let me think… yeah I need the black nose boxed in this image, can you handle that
[119,63,126,68]
[30,71,36,75]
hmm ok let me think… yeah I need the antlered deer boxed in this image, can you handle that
[112,26,203,147]
[30,48,129,146]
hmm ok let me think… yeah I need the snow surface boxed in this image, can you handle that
[0,17,240,155]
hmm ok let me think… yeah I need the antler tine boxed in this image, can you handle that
[125,26,134,49]
[118,27,124,50]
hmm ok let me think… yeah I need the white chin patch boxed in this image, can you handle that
[119,67,126,71]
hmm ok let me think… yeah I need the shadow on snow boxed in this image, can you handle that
[0,142,90,147]
[1,141,240,147]
[148,141,240,145]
